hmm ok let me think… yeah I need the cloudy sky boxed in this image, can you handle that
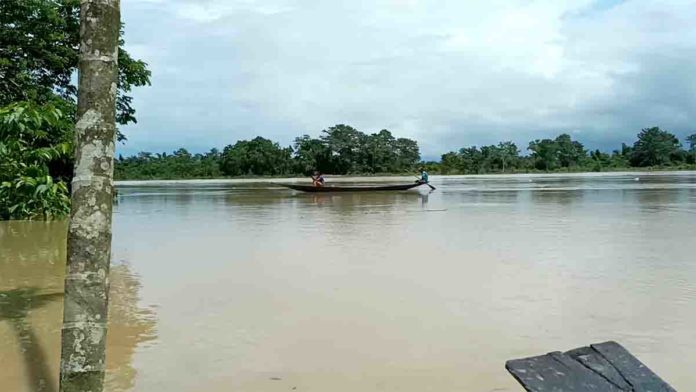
[118,0,696,159]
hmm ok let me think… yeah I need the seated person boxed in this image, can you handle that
[416,167,429,184]
[311,171,325,187]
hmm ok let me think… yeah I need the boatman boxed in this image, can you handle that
[312,171,325,187]
[417,167,429,184]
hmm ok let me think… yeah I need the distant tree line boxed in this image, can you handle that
[114,149,223,180]
[114,124,422,179]
[115,126,696,180]
[433,127,696,174]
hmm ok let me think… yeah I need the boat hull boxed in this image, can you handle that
[277,183,424,193]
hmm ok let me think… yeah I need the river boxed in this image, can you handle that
[1,172,695,391]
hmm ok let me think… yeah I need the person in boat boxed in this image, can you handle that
[416,167,429,184]
[311,171,325,187]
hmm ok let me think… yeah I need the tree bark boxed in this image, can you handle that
[59,1,120,391]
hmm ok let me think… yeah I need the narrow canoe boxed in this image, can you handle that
[276,183,424,193]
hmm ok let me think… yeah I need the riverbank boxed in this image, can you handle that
[114,170,696,186]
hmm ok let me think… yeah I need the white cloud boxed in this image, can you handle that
[119,0,696,158]
[175,0,294,22]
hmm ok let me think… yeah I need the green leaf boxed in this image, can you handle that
[35,184,48,196]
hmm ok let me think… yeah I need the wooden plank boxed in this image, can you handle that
[565,346,632,390]
[505,351,624,391]
[591,341,676,392]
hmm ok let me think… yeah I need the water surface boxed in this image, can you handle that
[2,172,696,391]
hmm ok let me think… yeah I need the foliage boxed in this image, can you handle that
[115,149,222,180]
[528,134,585,171]
[116,25,152,128]
[0,103,71,220]
[114,126,695,180]
[554,134,587,168]
[315,126,421,174]
[115,125,422,179]
[320,124,366,174]
[630,127,683,167]
[220,137,294,176]
[587,148,631,172]
[0,0,78,104]
[439,151,463,174]
[0,0,151,139]
[495,141,521,172]
[293,135,332,174]
[438,129,692,174]
[421,161,442,174]
[528,138,559,170]
[0,0,150,219]
[393,137,421,173]
[440,142,521,174]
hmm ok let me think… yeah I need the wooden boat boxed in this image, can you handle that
[276,182,424,193]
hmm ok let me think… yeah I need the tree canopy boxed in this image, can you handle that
[438,129,693,175]
[115,149,222,180]
[317,125,421,174]
[115,126,422,179]
[440,142,523,174]
[0,0,151,134]
[0,0,151,219]
[220,137,294,176]
[629,127,683,167]
[113,126,696,181]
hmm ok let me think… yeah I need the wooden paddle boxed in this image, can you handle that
[416,177,436,191]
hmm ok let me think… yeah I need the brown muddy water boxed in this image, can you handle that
[1,172,696,391]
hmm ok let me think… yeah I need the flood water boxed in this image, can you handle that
[2,172,696,391]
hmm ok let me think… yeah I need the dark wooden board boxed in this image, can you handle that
[506,341,676,391]
[506,351,623,391]
[565,346,632,390]
[591,341,676,392]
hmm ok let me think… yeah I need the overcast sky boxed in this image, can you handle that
[118,0,696,160]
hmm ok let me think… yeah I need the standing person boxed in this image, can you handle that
[417,167,429,184]
[311,171,325,187]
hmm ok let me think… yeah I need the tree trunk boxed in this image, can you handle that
[59,1,120,391]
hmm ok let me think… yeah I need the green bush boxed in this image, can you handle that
[0,102,72,220]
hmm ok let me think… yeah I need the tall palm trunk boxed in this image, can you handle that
[59,1,120,391]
